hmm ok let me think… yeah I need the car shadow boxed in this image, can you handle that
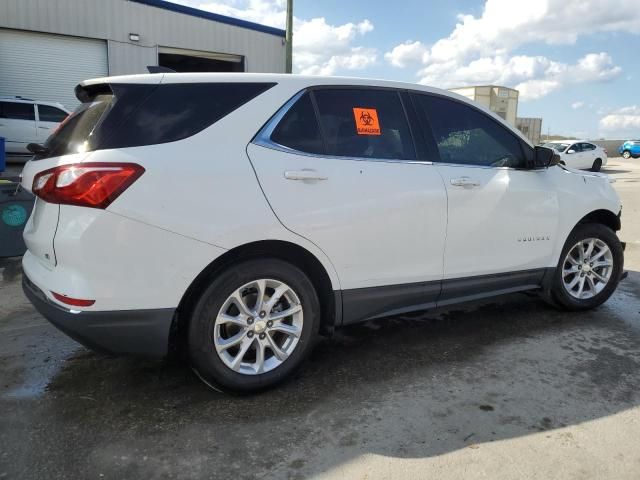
[602,168,632,174]
[5,270,637,478]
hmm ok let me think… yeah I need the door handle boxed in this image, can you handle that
[450,177,480,187]
[38,126,50,130]
[284,170,328,181]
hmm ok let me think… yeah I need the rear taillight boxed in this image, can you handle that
[32,163,145,209]
[51,291,95,307]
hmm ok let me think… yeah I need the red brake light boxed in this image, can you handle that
[51,292,95,307]
[32,163,145,209]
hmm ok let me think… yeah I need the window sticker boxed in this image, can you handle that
[352,107,381,135]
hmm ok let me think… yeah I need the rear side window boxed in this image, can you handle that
[37,105,68,123]
[0,101,35,121]
[413,94,526,168]
[313,88,416,160]
[580,143,596,151]
[270,93,324,154]
[36,82,275,159]
[100,82,275,150]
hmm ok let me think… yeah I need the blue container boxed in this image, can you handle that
[0,181,34,257]
[0,137,5,173]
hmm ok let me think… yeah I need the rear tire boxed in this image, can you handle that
[550,223,623,311]
[188,258,320,393]
[622,150,631,159]
[591,158,602,172]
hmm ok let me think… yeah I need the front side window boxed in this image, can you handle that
[313,88,416,160]
[541,142,569,152]
[569,143,582,153]
[413,94,526,168]
[38,105,68,123]
[0,101,35,121]
[270,92,323,154]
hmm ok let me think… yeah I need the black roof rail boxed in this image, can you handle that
[147,66,176,74]
[0,95,35,101]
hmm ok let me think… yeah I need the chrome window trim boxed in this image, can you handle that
[252,88,432,165]
[432,162,548,172]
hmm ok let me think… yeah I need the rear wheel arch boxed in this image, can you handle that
[170,240,338,355]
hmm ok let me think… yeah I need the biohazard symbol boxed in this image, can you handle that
[352,107,381,135]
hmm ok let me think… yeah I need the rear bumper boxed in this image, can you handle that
[23,273,174,358]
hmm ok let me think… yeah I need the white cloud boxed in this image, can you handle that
[600,106,640,136]
[385,0,635,99]
[171,0,376,75]
[571,101,585,109]
[384,41,429,68]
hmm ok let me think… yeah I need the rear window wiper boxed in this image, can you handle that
[27,143,50,156]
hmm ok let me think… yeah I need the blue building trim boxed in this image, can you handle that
[129,0,286,37]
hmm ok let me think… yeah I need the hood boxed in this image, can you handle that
[558,165,615,183]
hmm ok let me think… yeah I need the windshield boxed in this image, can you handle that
[541,142,569,152]
[41,93,114,159]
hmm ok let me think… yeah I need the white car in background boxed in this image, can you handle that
[0,96,69,156]
[541,140,607,172]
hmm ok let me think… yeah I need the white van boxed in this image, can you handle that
[0,97,69,155]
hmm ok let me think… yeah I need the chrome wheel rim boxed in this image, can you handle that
[562,238,614,299]
[214,279,303,375]
[623,151,631,159]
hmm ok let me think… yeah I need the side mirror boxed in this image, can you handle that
[566,149,575,154]
[534,146,560,169]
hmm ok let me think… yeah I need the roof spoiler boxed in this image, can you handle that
[147,66,176,74]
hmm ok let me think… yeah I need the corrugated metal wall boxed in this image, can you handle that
[0,0,285,75]
[0,28,108,109]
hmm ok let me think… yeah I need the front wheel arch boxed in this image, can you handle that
[576,209,621,233]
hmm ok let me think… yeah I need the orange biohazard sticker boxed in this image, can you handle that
[353,107,381,135]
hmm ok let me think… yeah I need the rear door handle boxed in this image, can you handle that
[450,177,480,188]
[284,170,328,181]
[38,126,50,130]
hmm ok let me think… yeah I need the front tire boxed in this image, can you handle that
[550,223,623,311]
[622,150,631,159]
[188,258,320,393]
[591,158,602,172]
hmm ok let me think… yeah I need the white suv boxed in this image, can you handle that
[20,73,625,392]
[0,97,69,155]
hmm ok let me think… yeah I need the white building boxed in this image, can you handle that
[449,85,519,126]
[0,0,286,109]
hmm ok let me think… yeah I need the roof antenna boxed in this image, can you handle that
[147,66,176,74]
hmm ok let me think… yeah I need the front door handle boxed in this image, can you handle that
[284,170,328,181]
[450,177,480,188]
[38,126,50,130]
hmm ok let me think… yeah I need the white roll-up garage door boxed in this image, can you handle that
[0,29,108,111]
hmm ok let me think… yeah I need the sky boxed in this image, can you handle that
[175,0,640,139]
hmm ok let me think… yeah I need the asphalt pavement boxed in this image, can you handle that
[1,159,640,479]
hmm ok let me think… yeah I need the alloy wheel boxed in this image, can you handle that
[562,238,614,299]
[213,279,303,375]
[622,151,631,159]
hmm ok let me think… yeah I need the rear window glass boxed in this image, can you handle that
[0,101,35,121]
[35,82,275,159]
[271,93,324,154]
[42,94,114,158]
[313,88,416,160]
